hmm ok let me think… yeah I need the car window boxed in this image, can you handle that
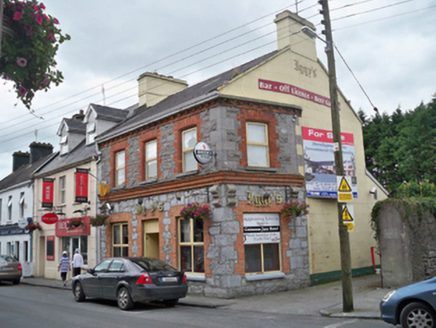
[0,256,15,263]
[131,258,177,272]
[108,260,124,272]
[93,260,112,273]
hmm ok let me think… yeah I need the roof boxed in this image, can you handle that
[97,50,279,142]
[88,103,130,122]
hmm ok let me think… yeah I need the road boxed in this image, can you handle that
[0,283,391,328]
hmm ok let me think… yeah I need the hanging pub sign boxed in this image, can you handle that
[41,213,59,225]
[42,178,54,208]
[193,141,214,165]
[75,168,89,203]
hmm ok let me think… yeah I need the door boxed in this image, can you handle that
[143,220,159,259]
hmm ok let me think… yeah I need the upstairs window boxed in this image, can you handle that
[86,123,96,145]
[19,192,25,219]
[60,135,68,155]
[0,198,2,223]
[115,150,126,187]
[145,140,157,180]
[7,196,12,221]
[247,122,269,167]
[59,176,66,205]
[182,128,197,172]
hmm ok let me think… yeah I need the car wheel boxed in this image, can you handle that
[12,279,20,285]
[163,299,179,307]
[117,287,134,311]
[400,302,436,328]
[73,282,86,302]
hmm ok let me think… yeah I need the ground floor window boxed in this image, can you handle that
[243,213,282,274]
[178,218,204,273]
[62,236,88,264]
[112,223,129,257]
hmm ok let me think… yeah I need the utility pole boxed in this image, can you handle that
[319,0,354,312]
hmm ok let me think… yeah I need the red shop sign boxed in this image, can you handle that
[41,213,59,225]
[56,216,91,237]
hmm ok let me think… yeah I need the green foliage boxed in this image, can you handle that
[1,0,70,109]
[281,200,309,218]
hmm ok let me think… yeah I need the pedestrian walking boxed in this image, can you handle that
[72,248,84,277]
[58,251,70,286]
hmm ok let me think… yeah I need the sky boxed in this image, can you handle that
[0,0,435,180]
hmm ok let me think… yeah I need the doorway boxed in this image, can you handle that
[143,220,159,259]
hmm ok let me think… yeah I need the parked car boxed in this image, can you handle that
[71,257,188,310]
[380,277,436,327]
[0,255,22,285]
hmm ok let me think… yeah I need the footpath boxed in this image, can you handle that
[20,273,390,319]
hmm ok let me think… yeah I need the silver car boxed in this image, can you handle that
[0,255,22,285]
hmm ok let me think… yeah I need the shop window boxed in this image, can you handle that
[24,241,29,262]
[145,139,157,180]
[19,192,25,219]
[7,196,12,221]
[182,128,197,172]
[62,236,88,264]
[59,176,66,205]
[243,213,281,274]
[247,122,269,167]
[113,223,129,257]
[115,150,126,186]
[178,218,204,273]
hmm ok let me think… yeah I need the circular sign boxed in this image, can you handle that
[18,219,27,229]
[193,142,214,165]
[41,213,59,225]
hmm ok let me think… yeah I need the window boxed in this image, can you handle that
[247,122,269,167]
[244,213,281,274]
[60,135,68,155]
[19,192,25,219]
[0,198,2,223]
[87,123,96,145]
[112,223,129,257]
[115,151,125,186]
[178,218,204,273]
[59,176,66,204]
[7,196,12,221]
[108,260,124,272]
[24,241,29,262]
[145,140,157,180]
[94,259,112,273]
[182,128,197,172]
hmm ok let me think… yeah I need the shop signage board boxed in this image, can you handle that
[193,142,214,165]
[42,178,54,207]
[243,213,280,244]
[75,168,89,203]
[56,216,91,237]
[302,127,358,199]
[41,213,59,225]
[342,204,355,231]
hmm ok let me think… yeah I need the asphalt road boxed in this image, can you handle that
[0,283,391,328]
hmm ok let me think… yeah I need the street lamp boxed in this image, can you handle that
[301,8,354,312]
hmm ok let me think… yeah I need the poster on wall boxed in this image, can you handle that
[243,213,280,244]
[75,168,89,203]
[303,127,358,198]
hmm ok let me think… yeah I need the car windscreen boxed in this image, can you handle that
[0,256,15,263]
[130,258,177,272]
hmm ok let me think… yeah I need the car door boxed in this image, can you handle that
[82,259,112,298]
[99,259,126,299]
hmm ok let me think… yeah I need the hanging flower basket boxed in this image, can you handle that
[25,221,42,232]
[1,0,70,109]
[180,203,210,220]
[67,218,85,230]
[90,214,109,227]
[281,200,309,220]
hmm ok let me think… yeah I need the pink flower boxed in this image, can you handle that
[13,11,23,20]
[16,57,27,67]
[40,3,46,10]
[47,33,54,41]
[53,17,59,24]
[18,86,27,96]
[24,24,32,36]
[35,14,43,25]
[44,14,50,23]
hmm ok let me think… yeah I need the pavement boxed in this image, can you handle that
[20,273,391,319]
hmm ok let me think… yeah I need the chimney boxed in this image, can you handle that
[72,109,85,122]
[29,142,53,164]
[12,151,30,172]
[274,10,317,61]
[138,72,188,107]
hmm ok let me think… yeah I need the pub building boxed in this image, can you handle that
[95,11,386,298]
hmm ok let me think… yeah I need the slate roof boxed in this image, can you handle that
[89,103,130,122]
[63,117,86,134]
[97,50,279,143]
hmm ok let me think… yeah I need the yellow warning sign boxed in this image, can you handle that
[342,206,354,221]
[338,177,352,192]
[342,205,354,232]
[338,193,353,202]
[344,222,354,231]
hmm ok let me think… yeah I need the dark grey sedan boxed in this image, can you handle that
[0,255,22,284]
[71,257,188,310]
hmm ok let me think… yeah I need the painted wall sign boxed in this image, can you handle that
[0,226,26,236]
[42,178,54,208]
[75,168,89,203]
[193,142,214,165]
[258,79,338,109]
[246,191,283,207]
[303,127,358,198]
[243,213,281,244]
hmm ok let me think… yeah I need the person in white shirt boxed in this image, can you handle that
[72,248,84,277]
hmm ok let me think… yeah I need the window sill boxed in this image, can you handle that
[139,179,158,186]
[242,166,278,173]
[111,186,125,192]
[185,273,206,282]
[175,170,199,179]
[245,272,285,281]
